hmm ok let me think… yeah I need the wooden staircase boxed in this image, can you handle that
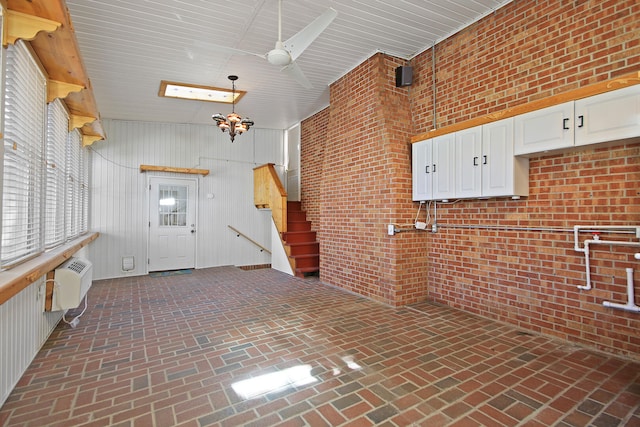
[283,201,319,277]
[253,164,319,278]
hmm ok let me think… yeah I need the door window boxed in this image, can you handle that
[158,184,188,227]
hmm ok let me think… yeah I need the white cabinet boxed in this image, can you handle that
[514,102,574,155]
[515,85,640,156]
[411,134,455,202]
[574,85,640,146]
[432,134,455,200]
[482,119,529,198]
[412,139,430,201]
[456,118,529,199]
[413,119,528,201]
[455,126,482,198]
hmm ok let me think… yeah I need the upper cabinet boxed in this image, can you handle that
[456,119,528,199]
[482,119,529,198]
[413,118,528,202]
[412,134,455,202]
[574,85,640,147]
[514,102,574,155]
[411,79,640,203]
[454,126,482,198]
[514,85,640,156]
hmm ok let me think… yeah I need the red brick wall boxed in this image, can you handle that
[300,107,328,230]
[411,0,640,133]
[311,54,429,305]
[300,0,640,357]
[427,143,640,357]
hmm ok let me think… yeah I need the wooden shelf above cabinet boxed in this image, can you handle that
[411,71,640,143]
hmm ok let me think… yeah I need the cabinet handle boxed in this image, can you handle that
[432,164,436,173]
[563,118,570,130]
[577,115,584,128]
[473,156,478,166]
[425,165,429,174]
[483,155,487,165]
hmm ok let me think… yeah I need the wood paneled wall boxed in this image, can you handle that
[89,120,284,280]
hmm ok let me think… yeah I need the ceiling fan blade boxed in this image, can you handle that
[283,7,337,62]
[193,40,266,60]
[281,61,312,89]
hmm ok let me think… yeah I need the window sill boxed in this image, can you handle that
[0,232,99,305]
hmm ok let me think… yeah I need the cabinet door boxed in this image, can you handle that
[455,127,482,198]
[412,139,432,201]
[482,118,515,197]
[432,133,455,200]
[574,85,640,146]
[514,102,574,155]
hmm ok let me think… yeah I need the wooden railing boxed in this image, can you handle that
[227,225,271,254]
[253,163,287,233]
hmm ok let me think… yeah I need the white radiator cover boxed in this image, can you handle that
[52,257,93,311]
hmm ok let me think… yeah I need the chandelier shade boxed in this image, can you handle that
[212,75,253,142]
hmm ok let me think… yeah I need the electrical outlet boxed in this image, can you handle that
[388,224,395,236]
[431,224,438,233]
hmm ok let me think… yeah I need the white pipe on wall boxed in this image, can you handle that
[603,268,640,313]
[574,225,640,252]
[578,239,640,290]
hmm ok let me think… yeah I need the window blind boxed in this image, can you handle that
[44,98,68,248]
[2,41,47,266]
[80,146,90,234]
[65,129,82,240]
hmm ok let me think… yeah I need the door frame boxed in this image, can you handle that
[146,175,199,273]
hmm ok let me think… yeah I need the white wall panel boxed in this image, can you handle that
[88,120,284,279]
[0,278,63,407]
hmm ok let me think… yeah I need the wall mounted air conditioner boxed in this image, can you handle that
[52,257,93,311]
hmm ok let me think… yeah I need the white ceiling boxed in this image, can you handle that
[65,0,512,130]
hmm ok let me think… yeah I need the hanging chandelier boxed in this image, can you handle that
[212,75,254,142]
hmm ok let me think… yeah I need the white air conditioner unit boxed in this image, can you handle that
[52,257,93,311]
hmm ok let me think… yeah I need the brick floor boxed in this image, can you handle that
[0,266,638,426]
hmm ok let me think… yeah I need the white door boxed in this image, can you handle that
[148,177,197,272]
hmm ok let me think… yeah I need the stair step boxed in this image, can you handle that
[295,266,319,278]
[282,230,316,243]
[287,220,311,232]
[284,201,319,278]
[287,210,307,222]
[287,201,302,211]
[286,241,319,256]
[290,253,319,269]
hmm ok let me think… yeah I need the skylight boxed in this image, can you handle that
[158,80,246,103]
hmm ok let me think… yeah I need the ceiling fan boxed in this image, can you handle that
[201,0,337,89]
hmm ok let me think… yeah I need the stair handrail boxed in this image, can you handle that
[253,163,287,233]
[227,225,272,254]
